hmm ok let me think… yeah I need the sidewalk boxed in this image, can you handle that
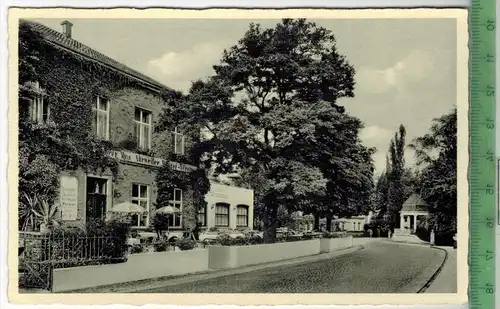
[69,245,365,293]
[424,246,457,293]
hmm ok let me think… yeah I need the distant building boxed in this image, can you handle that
[333,216,365,232]
[332,211,375,232]
[203,177,254,231]
[399,194,429,234]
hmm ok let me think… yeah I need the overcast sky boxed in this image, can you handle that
[34,18,457,175]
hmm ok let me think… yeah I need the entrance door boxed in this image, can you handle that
[86,177,108,222]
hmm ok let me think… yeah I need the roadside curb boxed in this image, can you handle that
[417,246,449,293]
[66,245,365,293]
[395,244,448,293]
[385,239,430,246]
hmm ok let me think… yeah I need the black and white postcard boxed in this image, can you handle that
[8,7,468,306]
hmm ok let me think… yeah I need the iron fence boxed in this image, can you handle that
[19,232,126,291]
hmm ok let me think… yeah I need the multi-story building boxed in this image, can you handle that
[18,19,254,234]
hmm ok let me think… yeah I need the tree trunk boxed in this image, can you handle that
[314,212,320,231]
[263,205,278,242]
[326,212,333,232]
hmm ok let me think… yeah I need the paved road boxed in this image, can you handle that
[141,242,445,293]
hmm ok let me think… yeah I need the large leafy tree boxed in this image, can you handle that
[161,19,371,240]
[409,108,457,238]
[211,19,359,240]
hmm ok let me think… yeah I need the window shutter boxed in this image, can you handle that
[91,108,97,135]
[134,122,140,146]
[42,97,50,123]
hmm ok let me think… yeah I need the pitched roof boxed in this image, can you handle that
[401,194,428,212]
[20,19,171,92]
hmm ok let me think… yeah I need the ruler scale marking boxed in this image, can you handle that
[470,0,496,308]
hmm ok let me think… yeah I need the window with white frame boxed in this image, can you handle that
[93,96,109,140]
[236,205,249,227]
[197,204,207,227]
[172,126,185,155]
[168,188,182,228]
[131,184,149,227]
[215,203,230,227]
[28,81,50,123]
[134,107,152,150]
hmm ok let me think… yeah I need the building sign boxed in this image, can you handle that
[60,175,78,221]
[108,150,196,173]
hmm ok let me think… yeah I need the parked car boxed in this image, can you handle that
[453,234,457,249]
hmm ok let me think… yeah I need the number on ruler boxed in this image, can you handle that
[486,118,495,129]
[486,184,495,195]
[485,217,494,228]
[486,149,494,161]
[486,85,495,97]
[485,282,494,294]
[486,54,495,62]
[486,20,495,31]
[485,250,494,260]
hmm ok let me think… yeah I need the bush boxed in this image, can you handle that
[435,232,455,246]
[177,238,196,251]
[231,236,247,246]
[130,244,144,254]
[154,240,169,252]
[99,218,131,259]
[248,235,264,244]
[152,213,169,235]
[215,233,233,246]
[301,234,313,240]
[322,231,347,238]
[322,232,335,238]
[346,231,365,238]
[415,220,430,242]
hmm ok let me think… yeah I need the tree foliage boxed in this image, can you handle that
[373,125,418,229]
[386,125,407,225]
[160,19,374,239]
[409,108,457,237]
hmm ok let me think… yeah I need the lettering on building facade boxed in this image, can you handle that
[108,150,196,172]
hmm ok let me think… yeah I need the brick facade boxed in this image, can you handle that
[21,19,254,234]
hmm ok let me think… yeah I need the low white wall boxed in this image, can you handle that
[209,239,321,269]
[319,236,354,253]
[52,249,209,292]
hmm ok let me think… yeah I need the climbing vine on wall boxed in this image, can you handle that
[17,23,130,214]
[155,164,210,209]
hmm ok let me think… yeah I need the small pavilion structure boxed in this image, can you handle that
[400,194,429,234]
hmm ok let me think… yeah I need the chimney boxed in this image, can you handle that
[61,20,73,38]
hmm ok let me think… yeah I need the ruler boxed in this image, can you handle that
[470,0,497,307]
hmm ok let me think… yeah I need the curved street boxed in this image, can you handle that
[140,242,446,293]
